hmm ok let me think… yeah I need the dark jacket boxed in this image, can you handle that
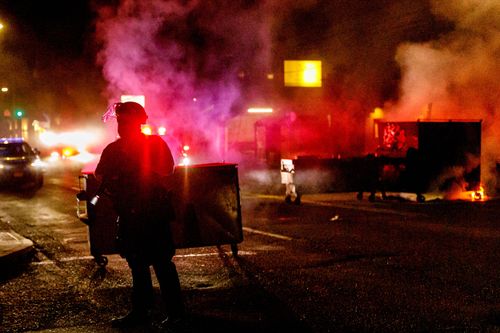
[95,134,175,258]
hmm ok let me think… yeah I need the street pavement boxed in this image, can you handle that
[2,190,498,333]
[0,190,483,273]
[0,188,302,331]
[0,193,361,276]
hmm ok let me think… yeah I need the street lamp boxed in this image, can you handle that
[1,87,9,114]
[0,21,6,44]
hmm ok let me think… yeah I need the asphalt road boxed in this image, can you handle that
[0,163,499,332]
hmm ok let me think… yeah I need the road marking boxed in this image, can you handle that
[31,251,257,266]
[243,227,293,241]
[31,256,96,265]
[246,193,427,217]
[175,251,256,258]
[245,194,284,200]
[32,261,62,266]
[60,255,95,261]
[300,199,427,217]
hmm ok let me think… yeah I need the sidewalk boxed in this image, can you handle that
[0,222,34,273]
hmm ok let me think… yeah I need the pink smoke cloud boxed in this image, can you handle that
[94,0,274,163]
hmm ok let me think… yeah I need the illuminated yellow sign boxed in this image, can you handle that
[284,60,322,87]
[370,107,384,119]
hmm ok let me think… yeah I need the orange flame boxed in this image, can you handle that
[469,185,486,202]
[445,184,488,202]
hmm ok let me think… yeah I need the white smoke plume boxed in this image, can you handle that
[392,0,500,193]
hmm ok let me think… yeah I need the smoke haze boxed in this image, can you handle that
[95,0,274,161]
[392,0,500,192]
[95,0,498,191]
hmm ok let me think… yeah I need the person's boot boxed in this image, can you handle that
[111,310,150,328]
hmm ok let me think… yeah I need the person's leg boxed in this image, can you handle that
[129,257,154,312]
[153,258,184,319]
[112,256,153,328]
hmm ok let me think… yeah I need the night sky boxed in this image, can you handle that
[0,0,105,127]
[0,0,93,56]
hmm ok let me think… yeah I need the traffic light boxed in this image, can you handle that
[14,109,25,118]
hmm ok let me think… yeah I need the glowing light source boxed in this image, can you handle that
[15,109,25,118]
[158,126,167,135]
[1,87,8,92]
[39,130,101,151]
[178,145,191,166]
[141,124,153,135]
[62,147,77,158]
[49,151,61,162]
[371,107,384,119]
[248,108,273,113]
[39,131,58,147]
[31,158,46,168]
[284,60,322,87]
[68,150,98,164]
[120,95,145,107]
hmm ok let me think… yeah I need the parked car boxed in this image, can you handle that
[0,138,44,189]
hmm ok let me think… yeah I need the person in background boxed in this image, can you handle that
[95,101,184,331]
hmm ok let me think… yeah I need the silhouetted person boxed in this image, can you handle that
[95,102,184,330]
[404,147,425,202]
[357,153,386,202]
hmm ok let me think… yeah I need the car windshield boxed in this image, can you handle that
[0,143,32,157]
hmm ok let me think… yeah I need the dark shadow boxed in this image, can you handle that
[0,250,35,282]
[178,250,312,333]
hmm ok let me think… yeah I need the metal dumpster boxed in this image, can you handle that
[289,120,482,202]
[77,163,243,266]
[373,120,482,200]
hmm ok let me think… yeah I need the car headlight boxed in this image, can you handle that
[31,159,46,168]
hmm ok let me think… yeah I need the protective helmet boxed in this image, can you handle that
[102,101,148,124]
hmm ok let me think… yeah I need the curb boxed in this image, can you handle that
[0,231,35,270]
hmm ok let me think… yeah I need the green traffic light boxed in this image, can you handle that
[15,110,24,118]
